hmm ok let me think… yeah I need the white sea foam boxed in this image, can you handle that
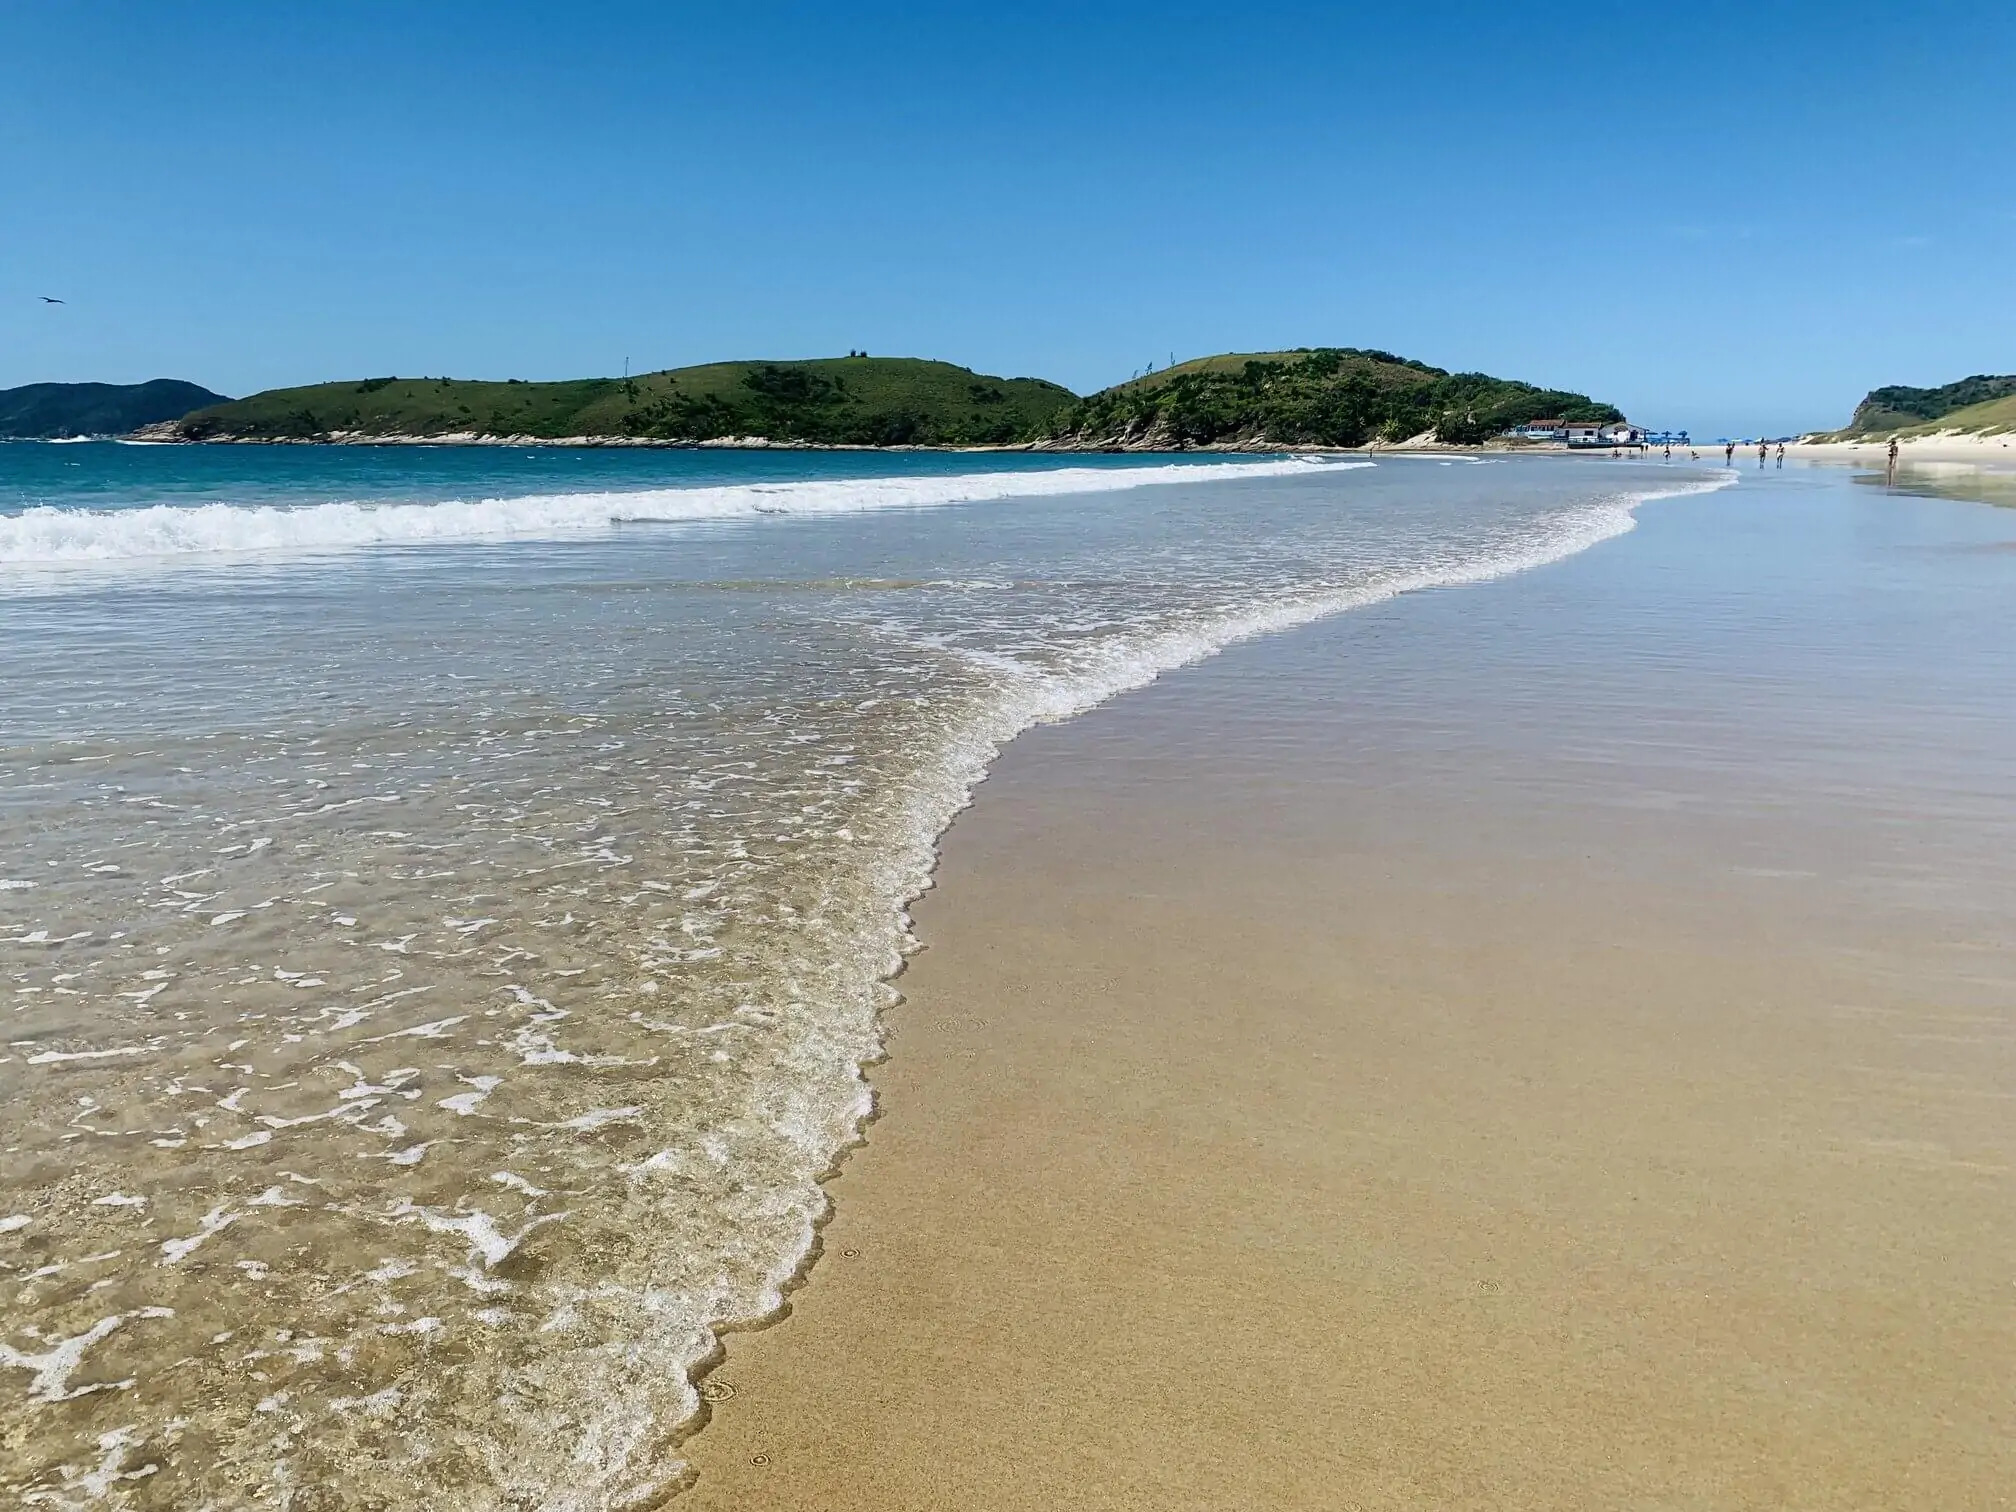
[26,1046,149,1066]
[386,1201,568,1269]
[0,458,1331,567]
[552,1106,643,1132]
[157,1206,237,1265]
[932,475,1739,757]
[438,1075,504,1116]
[0,1309,171,1402]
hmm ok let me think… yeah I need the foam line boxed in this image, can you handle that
[0,459,1342,567]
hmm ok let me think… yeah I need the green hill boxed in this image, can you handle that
[144,348,1623,450]
[1837,374,2016,436]
[0,379,229,439]
[165,358,1078,447]
[1920,393,2016,436]
[1047,348,1621,449]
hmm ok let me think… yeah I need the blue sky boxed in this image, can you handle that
[3,0,2011,436]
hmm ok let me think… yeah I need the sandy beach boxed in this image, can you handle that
[1788,433,2016,463]
[678,468,2016,1509]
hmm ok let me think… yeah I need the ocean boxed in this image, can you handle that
[1,443,1726,1509]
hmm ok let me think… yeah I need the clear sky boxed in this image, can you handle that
[3,0,2011,437]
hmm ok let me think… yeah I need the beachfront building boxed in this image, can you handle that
[1507,419,1651,448]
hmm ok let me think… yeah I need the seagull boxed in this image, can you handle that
[39,296,64,304]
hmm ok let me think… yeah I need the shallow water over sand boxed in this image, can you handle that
[1,448,1716,1507]
[676,460,2016,1512]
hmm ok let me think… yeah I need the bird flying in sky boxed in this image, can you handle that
[39,296,65,304]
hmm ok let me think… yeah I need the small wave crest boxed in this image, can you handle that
[952,471,1740,742]
[0,458,1337,568]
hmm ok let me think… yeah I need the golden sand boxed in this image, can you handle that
[677,565,2015,1510]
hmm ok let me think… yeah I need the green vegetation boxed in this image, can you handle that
[1838,374,2016,436]
[0,379,229,438]
[148,348,1624,449]
[1049,349,1620,449]
[1918,393,2016,437]
[169,358,1077,446]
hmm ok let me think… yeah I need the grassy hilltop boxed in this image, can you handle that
[1832,374,2016,439]
[169,358,1077,447]
[1051,348,1621,449]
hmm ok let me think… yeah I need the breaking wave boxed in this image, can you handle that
[0,458,1345,567]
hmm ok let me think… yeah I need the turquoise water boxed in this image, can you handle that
[0,444,1725,1509]
[1,440,1244,514]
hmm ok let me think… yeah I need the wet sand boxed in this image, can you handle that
[679,472,2016,1510]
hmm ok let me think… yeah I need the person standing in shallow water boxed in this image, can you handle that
[1776,442,1785,468]
[1725,441,1736,466]
[1759,441,1769,468]
[1888,435,1900,479]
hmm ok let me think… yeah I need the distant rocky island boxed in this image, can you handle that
[0,379,231,439]
[1822,373,2016,440]
[130,350,1621,451]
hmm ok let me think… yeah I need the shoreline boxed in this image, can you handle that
[0,451,1723,1505]
[64,430,1673,458]
[9,450,2010,1503]
[90,434,2016,466]
[648,468,1728,1491]
[671,472,2016,1509]
[105,429,1395,453]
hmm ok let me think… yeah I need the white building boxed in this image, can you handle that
[1506,419,1646,447]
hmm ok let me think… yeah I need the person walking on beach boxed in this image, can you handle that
[1759,440,1769,468]
[1776,442,1785,468]
[1887,435,1900,479]
[1725,441,1735,466]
